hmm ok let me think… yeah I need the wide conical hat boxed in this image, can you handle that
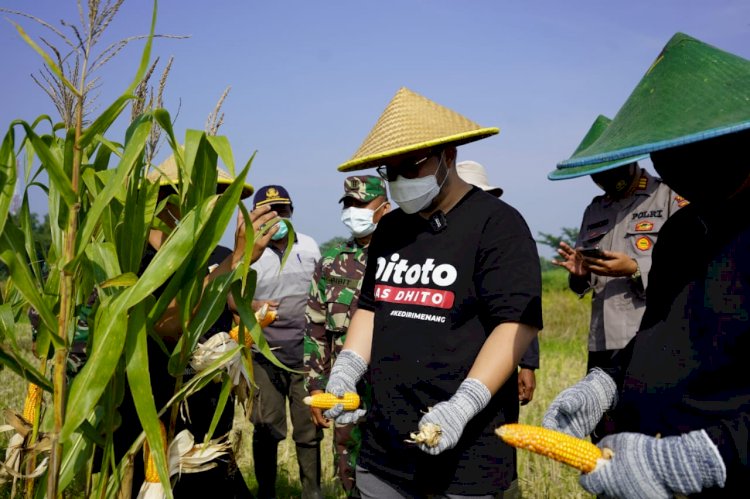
[148,153,254,199]
[548,115,647,180]
[558,33,750,169]
[338,87,499,172]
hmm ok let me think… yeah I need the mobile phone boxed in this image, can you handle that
[578,246,609,259]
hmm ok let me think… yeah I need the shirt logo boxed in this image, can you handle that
[675,195,689,208]
[635,221,654,232]
[374,253,457,310]
[635,236,653,251]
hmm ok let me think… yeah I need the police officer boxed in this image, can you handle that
[304,175,389,497]
[549,115,686,374]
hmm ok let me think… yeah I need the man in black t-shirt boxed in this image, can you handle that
[322,87,543,497]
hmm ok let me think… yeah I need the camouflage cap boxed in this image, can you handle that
[338,175,387,203]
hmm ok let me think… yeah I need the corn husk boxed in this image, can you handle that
[136,430,230,499]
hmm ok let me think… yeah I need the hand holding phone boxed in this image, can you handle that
[577,246,611,259]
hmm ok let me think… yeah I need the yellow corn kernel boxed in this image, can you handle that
[22,383,42,423]
[257,304,277,328]
[495,424,611,473]
[229,325,253,347]
[144,421,168,483]
[303,392,360,411]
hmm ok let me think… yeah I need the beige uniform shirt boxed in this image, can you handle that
[571,170,687,351]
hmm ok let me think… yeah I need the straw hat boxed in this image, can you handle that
[338,87,499,172]
[147,153,254,199]
[548,115,647,180]
[558,32,750,169]
[456,161,503,197]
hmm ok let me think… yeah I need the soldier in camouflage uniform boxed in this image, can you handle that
[304,175,389,497]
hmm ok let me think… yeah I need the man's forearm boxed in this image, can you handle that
[467,322,538,394]
[340,309,374,363]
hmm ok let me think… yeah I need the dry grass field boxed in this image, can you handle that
[1,269,594,498]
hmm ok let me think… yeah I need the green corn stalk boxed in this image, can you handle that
[0,1,288,497]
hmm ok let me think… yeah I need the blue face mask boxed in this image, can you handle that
[271,219,289,240]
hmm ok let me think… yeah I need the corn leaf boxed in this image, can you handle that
[75,114,152,262]
[0,222,57,334]
[10,120,76,206]
[0,128,17,237]
[10,21,80,97]
[206,135,235,176]
[0,344,53,391]
[204,374,232,443]
[230,282,290,370]
[125,301,173,499]
[61,299,127,441]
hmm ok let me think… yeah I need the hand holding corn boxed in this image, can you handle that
[542,368,617,438]
[323,349,368,424]
[411,378,491,455]
[496,423,611,473]
[304,392,360,410]
[579,430,726,499]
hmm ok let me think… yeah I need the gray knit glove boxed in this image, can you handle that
[581,430,726,498]
[416,378,491,456]
[323,349,368,424]
[542,368,617,438]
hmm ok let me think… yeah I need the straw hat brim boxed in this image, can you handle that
[338,128,499,172]
[149,154,254,199]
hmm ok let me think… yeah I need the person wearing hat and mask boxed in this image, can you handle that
[548,116,685,382]
[112,157,273,497]
[456,160,541,409]
[303,175,389,497]
[322,87,543,498]
[248,185,323,499]
[543,33,750,497]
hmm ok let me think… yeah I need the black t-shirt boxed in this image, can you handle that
[608,192,750,497]
[357,187,543,495]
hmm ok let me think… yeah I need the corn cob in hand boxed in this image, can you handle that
[496,423,613,473]
[303,392,360,411]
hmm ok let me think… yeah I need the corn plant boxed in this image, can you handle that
[0,1,282,497]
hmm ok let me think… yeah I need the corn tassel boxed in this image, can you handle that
[22,383,43,423]
[143,422,168,483]
[303,392,360,410]
[495,424,612,473]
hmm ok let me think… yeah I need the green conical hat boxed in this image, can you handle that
[548,115,647,180]
[338,87,499,172]
[558,32,750,169]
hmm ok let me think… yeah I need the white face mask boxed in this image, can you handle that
[340,203,384,237]
[388,153,447,214]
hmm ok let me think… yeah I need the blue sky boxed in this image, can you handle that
[2,1,749,257]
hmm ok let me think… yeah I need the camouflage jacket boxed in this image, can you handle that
[304,238,367,393]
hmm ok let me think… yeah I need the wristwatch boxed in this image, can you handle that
[630,261,641,281]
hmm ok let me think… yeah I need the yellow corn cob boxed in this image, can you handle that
[256,304,277,328]
[495,424,612,473]
[22,383,43,423]
[229,305,278,347]
[144,421,168,483]
[229,325,253,347]
[303,392,360,411]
